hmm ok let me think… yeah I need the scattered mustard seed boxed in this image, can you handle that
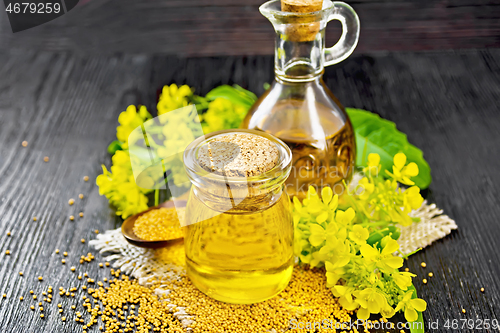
[5,250,10,255]
[99,263,103,268]
[19,272,23,276]
[421,262,427,268]
[69,215,75,221]
[59,309,63,313]
[70,266,76,272]
[38,276,43,281]
[21,141,28,147]
[81,239,85,243]
[19,296,23,301]
[6,231,11,236]
[83,176,89,182]
[462,309,466,314]
[428,272,434,277]
[95,230,99,234]
[71,305,75,310]
[29,290,33,294]
[79,194,84,199]
[423,278,428,284]
[68,199,75,206]
[481,287,485,293]
[2,294,6,298]
[55,249,60,254]
[33,295,37,300]
[79,212,84,218]
[78,276,82,280]
[61,316,66,321]
[61,260,66,264]
[30,305,34,310]
[43,156,49,162]
[33,217,37,221]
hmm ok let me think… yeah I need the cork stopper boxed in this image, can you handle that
[198,133,279,177]
[281,0,323,13]
[281,0,323,42]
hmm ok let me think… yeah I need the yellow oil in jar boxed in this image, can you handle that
[184,190,294,304]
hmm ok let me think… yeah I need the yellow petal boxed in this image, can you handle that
[357,307,370,320]
[368,153,380,167]
[334,255,350,268]
[340,296,359,311]
[410,298,427,312]
[404,307,418,322]
[325,260,335,271]
[325,272,341,287]
[307,186,317,199]
[404,162,419,177]
[360,244,379,259]
[382,239,400,255]
[309,234,325,247]
[321,186,333,205]
[293,196,302,210]
[367,299,381,314]
[316,211,329,223]
[333,285,349,296]
[328,194,339,211]
[383,257,404,269]
[394,152,407,170]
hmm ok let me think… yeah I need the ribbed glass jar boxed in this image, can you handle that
[183,129,294,304]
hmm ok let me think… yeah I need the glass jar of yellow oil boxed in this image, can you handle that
[183,129,294,304]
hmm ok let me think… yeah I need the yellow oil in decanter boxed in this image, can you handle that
[184,191,294,304]
[242,99,355,198]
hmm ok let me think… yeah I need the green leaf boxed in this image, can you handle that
[366,226,400,248]
[107,140,123,155]
[408,284,425,333]
[206,85,257,110]
[346,108,432,189]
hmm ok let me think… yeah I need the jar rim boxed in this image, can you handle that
[183,129,292,186]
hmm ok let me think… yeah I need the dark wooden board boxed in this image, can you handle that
[0,0,499,56]
[0,48,499,332]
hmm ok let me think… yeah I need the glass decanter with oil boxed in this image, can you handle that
[242,0,360,198]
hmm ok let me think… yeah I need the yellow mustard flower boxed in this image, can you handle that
[395,291,427,322]
[386,152,419,185]
[157,84,193,115]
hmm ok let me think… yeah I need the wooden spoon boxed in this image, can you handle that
[121,200,186,249]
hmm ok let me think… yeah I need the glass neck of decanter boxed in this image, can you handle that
[274,29,325,82]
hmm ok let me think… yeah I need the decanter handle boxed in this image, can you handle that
[324,2,360,67]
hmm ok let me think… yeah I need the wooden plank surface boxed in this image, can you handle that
[0,0,499,56]
[0,49,499,332]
